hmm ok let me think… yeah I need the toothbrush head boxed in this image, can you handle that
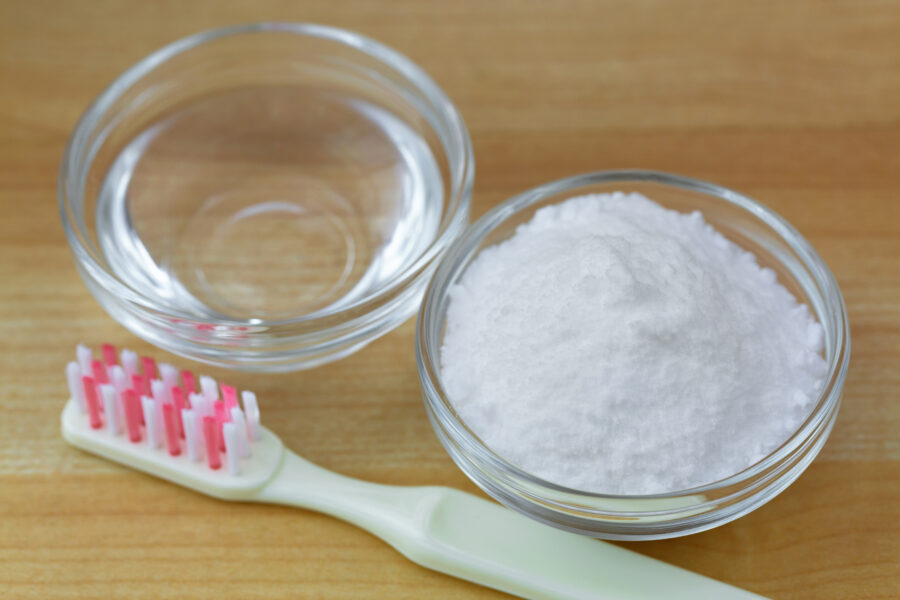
[61,345,284,500]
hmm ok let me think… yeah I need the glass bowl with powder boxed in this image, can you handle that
[416,170,849,540]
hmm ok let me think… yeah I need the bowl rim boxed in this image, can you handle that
[416,169,850,507]
[58,21,474,329]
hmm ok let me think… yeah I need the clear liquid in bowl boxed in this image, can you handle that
[95,85,443,321]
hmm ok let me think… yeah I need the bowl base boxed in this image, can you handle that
[96,85,444,320]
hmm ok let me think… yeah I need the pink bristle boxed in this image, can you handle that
[221,384,238,410]
[72,351,262,469]
[214,401,229,451]
[132,374,148,396]
[82,376,102,429]
[101,344,117,367]
[141,356,157,380]
[123,390,142,442]
[181,370,196,394]
[132,374,148,424]
[202,416,221,470]
[214,400,231,423]
[171,387,186,437]
[91,359,109,384]
[162,403,181,456]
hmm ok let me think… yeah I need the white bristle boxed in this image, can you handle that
[99,384,120,435]
[151,380,166,437]
[182,409,201,462]
[241,391,260,441]
[76,344,93,376]
[110,365,127,394]
[189,392,208,417]
[121,349,138,379]
[109,366,128,429]
[150,378,168,403]
[159,363,178,393]
[200,376,218,402]
[141,395,161,449]
[203,395,215,418]
[66,361,85,412]
[203,396,214,418]
[71,349,263,468]
[230,407,251,458]
[193,410,207,458]
[223,422,240,476]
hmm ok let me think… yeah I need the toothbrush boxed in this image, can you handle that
[62,344,766,600]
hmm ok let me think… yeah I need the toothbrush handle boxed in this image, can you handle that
[255,451,767,600]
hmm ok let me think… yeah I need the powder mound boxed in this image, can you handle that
[440,192,827,495]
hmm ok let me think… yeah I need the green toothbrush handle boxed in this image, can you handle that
[255,451,767,600]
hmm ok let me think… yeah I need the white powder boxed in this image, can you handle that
[441,192,827,495]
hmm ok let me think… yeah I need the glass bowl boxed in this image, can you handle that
[59,23,472,372]
[416,170,850,540]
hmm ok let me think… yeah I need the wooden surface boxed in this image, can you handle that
[1,1,899,598]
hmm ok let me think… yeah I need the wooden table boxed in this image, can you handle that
[1,1,898,598]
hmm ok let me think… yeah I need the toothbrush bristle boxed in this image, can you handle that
[141,395,160,449]
[215,400,229,423]
[132,374,148,398]
[82,376,102,429]
[159,363,178,391]
[99,384,120,435]
[242,391,260,441]
[181,370,196,394]
[101,343,117,367]
[221,384,238,410]
[200,376,218,402]
[91,359,109,384]
[76,344,93,376]
[132,375,148,425]
[121,349,138,379]
[171,387,186,437]
[162,403,181,456]
[149,377,163,398]
[182,409,199,461]
[123,389,142,442]
[222,423,240,475]
[214,401,229,452]
[141,356,158,380]
[202,416,222,470]
[66,362,85,411]
[231,407,250,458]
[68,345,262,476]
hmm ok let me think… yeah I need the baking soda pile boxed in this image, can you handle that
[441,193,827,495]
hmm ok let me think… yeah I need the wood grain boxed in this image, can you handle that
[1,1,898,598]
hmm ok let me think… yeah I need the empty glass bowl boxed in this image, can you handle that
[59,23,472,371]
[416,170,850,540]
